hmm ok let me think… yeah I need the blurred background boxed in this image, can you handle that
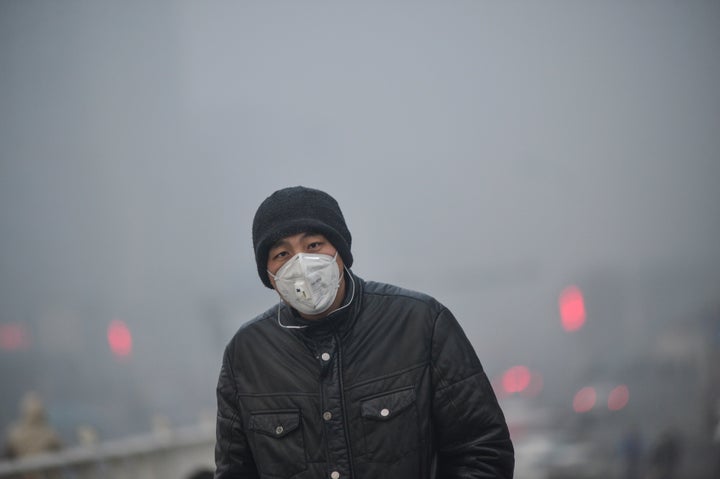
[1,1,719,478]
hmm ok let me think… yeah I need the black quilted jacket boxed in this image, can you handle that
[215,273,514,479]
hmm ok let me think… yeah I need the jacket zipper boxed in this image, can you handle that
[336,333,356,478]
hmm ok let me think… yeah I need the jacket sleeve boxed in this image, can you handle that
[215,345,260,479]
[431,307,514,479]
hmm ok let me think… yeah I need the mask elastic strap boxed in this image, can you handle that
[276,307,309,329]
[327,265,355,315]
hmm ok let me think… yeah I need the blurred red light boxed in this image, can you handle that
[573,386,596,413]
[107,320,132,357]
[502,365,532,393]
[559,285,586,332]
[608,385,630,411]
[522,372,544,398]
[0,323,30,351]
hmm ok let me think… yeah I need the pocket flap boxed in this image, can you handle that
[249,411,301,438]
[360,388,416,421]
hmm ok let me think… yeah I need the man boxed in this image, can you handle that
[215,186,514,479]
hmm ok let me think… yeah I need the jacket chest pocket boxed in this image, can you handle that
[359,387,420,463]
[249,411,307,477]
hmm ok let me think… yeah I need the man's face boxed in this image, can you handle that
[267,232,345,289]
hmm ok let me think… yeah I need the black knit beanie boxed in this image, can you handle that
[252,186,353,288]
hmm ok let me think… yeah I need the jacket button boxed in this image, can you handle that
[380,408,390,417]
[330,471,340,479]
[323,411,332,421]
[275,426,284,435]
[321,352,331,361]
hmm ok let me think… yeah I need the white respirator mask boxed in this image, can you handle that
[268,252,341,315]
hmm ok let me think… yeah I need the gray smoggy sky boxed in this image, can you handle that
[1,0,719,437]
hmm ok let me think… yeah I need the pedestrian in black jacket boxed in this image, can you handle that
[215,186,514,479]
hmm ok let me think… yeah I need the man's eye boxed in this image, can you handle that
[308,242,321,249]
[273,251,288,260]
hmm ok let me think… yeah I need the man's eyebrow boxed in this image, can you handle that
[269,232,323,251]
[269,238,290,251]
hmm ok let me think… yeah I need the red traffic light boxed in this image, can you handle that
[107,320,132,358]
[559,285,586,332]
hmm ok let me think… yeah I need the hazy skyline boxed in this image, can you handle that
[1,0,719,441]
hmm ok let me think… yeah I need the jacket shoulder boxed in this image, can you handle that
[362,280,445,314]
[224,304,278,350]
